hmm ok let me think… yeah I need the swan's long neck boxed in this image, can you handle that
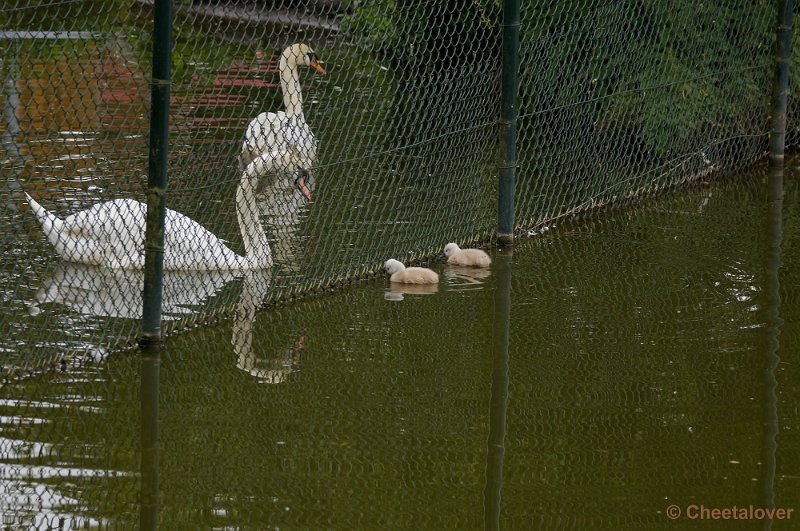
[279,54,304,120]
[236,167,272,269]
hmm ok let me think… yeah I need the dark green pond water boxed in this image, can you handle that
[0,159,798,529]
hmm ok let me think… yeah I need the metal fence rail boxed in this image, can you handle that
[0,0,795,375]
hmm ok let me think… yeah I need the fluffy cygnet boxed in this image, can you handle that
[384,259,439,284]
[443,243,492,267]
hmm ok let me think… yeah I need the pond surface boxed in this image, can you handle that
[0,158,798,529]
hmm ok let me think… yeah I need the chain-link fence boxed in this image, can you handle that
[0,0,795,373]
[516,2,786,229]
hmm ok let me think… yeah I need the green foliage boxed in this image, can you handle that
[339,0,400,56]
[635,50,722,155]
[0,0,130,33]
[345,0,776,157]
[634,1,772,155]
[517,0,775,158]
[340,0,501,68]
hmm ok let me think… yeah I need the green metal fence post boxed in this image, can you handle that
[768,0,793,172]
[139,0,173,352]
[497,0,521,246]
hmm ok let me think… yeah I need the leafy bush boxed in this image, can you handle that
[340,0,500,69]
[343,0,781,158]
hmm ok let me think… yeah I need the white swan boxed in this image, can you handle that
[384,259,439,284]
[239,43,326,173]
[25,150,310,270]
[443,243,492,268]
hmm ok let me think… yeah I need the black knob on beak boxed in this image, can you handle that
[295,168,312,201]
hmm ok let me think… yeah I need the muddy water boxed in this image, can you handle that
[1,159,797,529]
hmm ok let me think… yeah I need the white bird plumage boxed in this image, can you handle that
[25,149,309,270]
[239,43,326,176]
[443,243,492,268]
[384,259,439,284]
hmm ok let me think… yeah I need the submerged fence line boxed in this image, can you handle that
[0,0,795,376]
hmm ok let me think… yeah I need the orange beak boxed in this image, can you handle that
[310,58,327,76]
[295,172,312,201]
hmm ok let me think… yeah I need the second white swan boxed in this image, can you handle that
[239,43,326,173]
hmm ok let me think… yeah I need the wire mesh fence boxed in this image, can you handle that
[0,1,795,371]
[515,2,783,230]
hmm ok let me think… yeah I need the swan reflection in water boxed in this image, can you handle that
[28,262,237,319]
[29,263,303,383]
[384,282,439,301]
[444,264,491,290]
[232,271,306,384]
